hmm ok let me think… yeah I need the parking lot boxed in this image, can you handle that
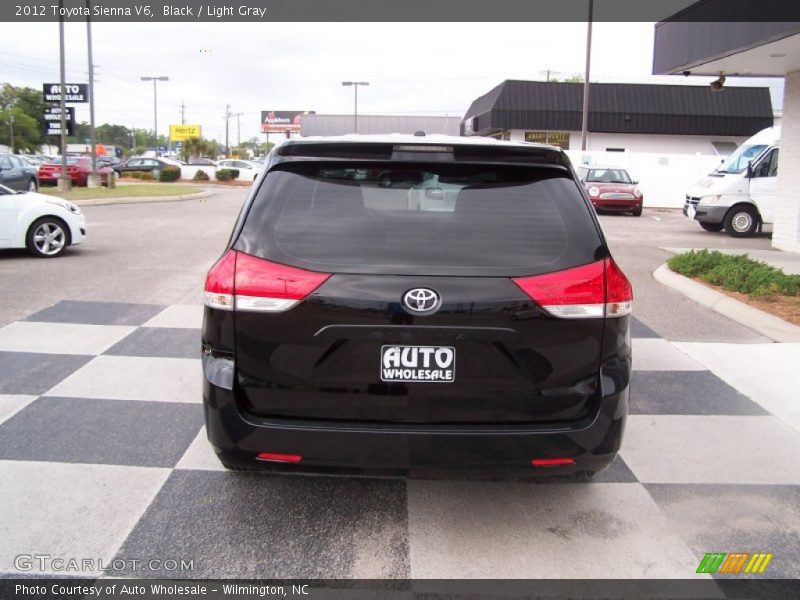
[1,189,799,580]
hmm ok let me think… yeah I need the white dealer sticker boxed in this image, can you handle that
[380,345,455,383]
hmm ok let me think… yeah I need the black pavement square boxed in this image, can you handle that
[24,300,166,326]
[112,470,410,578]
[0,397,203,467]
[647,484,800,579]
[104,327,201,359]
[631,317,659,339]
[630,371,768,416]
[0,351,91,395]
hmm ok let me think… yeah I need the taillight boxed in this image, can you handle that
[204,250,236,311]
[512,258,632,319]
[203,250,330,313]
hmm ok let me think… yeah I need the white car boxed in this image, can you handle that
[215,159,262,181]
[0,184,86,257]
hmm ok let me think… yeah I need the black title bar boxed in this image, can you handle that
[3,0,800,23]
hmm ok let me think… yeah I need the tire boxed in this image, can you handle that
[631,206,642,217]
[724,205,759,237]
[699,221,724,232]
[27,178,38,192]
[25,217,70,258]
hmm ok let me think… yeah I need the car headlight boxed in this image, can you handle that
[45,199,81,215]
[588,186,599,197]
[633,187,642,198]
[700,195,721,205]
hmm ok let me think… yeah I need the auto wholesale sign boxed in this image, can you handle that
[260,110,314,133]
[43,83,89,103]
[42,106,75,136]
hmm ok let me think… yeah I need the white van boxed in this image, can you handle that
[684,126,780,237]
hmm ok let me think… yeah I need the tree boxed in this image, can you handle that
[0,83,47,151]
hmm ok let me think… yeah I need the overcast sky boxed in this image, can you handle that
[0,22,785,144]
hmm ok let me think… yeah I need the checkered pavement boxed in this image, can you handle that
[1,301,798,579]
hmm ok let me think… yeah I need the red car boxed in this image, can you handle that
[579,167,643,216]
[38,157,114,187]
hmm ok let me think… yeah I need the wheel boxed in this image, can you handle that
[699,221,724,232]
[724,205,759,237]
[26,217,70,258]
[27,178,38,192]
[631,206,642,217]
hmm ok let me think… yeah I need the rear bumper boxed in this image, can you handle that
[202,354,628,478]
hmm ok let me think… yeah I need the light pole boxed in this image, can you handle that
[86,0,100,187]
[140,76,168,156]
[580,0,593,151]
[57,1,71,192]
[341,81,369,133]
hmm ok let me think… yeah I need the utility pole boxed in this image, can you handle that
[233,112,243,150]
[7,115,13,154]
[57,0,71,192]
[224,104,231,157]
[580,0,593,151]
[86,0,100,187]
[180,100,185,125]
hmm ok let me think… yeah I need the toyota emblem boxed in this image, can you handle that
[403,288,441,314]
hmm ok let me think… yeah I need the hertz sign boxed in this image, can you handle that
[169,124,202,141]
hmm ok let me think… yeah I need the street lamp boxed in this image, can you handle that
[141,76,169,155]
[341,81,369,133]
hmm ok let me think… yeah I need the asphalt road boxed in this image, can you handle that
[0,189,777,342]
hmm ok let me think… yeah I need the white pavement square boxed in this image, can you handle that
[632,338,706,371]
[0,461,169,575]
[621,415,800,484]
[44,355,202,403]
[0,322,135,356]
[175,427,226,471]
[673,342,800,434]
[0,395,36,426]
[407,481,702,578]
[143,305,204,329]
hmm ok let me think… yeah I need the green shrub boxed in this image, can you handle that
[158,166,181,182]
[216,168,239,181]
[193,169,210,181]
[139,172,155,181]
[668,250,800,298]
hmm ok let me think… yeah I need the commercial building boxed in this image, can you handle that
[301,114,461,137]
[653,6,800,251]
[461,79,773,156]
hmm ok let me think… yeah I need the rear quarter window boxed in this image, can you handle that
[235,162,604,277]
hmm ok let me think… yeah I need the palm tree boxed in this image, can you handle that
[181,136,208,162]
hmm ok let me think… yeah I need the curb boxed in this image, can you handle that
[73,190,212,207]
[653,263,800,343]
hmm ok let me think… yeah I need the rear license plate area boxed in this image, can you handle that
[380,345,455,383]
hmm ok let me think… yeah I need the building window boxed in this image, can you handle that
[525,131,570,149]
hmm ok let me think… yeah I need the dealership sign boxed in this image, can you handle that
[43,83,89,103]
[169,124,202,141]
[260,110,314,133]
[42,106,75,136]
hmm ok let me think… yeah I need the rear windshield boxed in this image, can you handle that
[235,162,604,277]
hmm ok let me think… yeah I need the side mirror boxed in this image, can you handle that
[632,180,639,185]
[746,161,754,178]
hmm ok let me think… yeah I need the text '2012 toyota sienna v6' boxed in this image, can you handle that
[202,135,632,479]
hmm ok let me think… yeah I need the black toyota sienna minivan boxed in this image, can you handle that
[202,135,632,478]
